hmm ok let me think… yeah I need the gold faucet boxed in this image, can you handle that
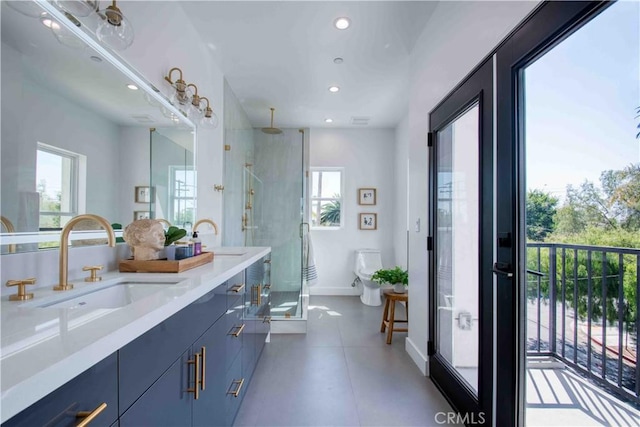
[0,215,16,254]
[156,218,172,228]
[54,214,116,291]
[193,219,219,235]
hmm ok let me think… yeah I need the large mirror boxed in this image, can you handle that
[0,2,196,254]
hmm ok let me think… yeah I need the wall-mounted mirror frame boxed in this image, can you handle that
[0,1,197,254]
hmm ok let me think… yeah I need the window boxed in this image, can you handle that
[36,143,84,230]
[310,168,343,229]
[170,166,196,227]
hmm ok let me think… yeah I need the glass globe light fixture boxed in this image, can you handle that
[54,0,99,18]
[200,97,218,128]
[51,12,86,49]
[186,84,205,119]
[96,1,134,51]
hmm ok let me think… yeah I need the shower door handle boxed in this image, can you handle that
[299,222,309,238]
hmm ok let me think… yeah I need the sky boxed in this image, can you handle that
[525,0,640,201]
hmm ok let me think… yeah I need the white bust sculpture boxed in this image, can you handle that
[123,219,166,261]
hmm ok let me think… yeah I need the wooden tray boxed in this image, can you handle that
[119,251,214,273]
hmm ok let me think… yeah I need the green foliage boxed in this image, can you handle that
[371,266,408,286]
[111,223,125,243]
[528,227,640,326]
[320,199,341,226]
[526,190,558,241]
[165,226,187,246]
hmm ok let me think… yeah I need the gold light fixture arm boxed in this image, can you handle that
[164,67,184,86]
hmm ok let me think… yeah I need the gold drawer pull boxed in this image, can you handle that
[200,346,206,391]
[229,283,245,293]
[226,378,245,398]
[228,323,245,337]
[263,259,271,264]
[76,402,107,427]
[263,316,272,324]
[187,353,201,400]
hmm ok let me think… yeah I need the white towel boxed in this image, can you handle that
[302,233,318,286]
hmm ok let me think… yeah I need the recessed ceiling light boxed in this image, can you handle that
[126,84,139,90]
[334,17,351,30]
[90,55,103,63]
[325,118,333,123]
[333,57,344,64]
[328,86,340,93]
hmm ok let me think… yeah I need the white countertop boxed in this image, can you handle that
[0,247,270,423]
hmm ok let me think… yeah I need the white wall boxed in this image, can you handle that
[310,128,395,295]
[394,115,410,268]
[401,0,540,374]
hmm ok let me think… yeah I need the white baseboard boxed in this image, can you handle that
[309,286,360,296]
[270,318,307,334]
[406,337,429,376]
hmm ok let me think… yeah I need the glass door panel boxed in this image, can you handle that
[436,103,480,394]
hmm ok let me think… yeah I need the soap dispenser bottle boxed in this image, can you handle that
[191,231,202,256]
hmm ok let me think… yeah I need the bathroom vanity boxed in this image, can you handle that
[0,247,271,426]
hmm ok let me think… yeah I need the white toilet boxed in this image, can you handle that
[354,249,384,306]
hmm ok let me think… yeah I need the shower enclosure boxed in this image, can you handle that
[222,101,309,320]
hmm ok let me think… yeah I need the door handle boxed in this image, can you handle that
[492,262,513,278]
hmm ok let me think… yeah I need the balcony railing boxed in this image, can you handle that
[527,242,639,406]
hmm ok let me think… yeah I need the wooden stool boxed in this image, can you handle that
[380,289,408,344]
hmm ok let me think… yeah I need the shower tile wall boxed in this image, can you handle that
[252,128,304,295]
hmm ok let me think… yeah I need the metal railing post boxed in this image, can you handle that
[549,246,557,354]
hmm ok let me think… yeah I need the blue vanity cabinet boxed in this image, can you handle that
[119,350,192,427]
[118,285,227,415]
[192,316,227,427]
[2,353,118,427]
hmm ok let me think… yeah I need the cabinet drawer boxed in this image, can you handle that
[3,353,117,427]
[119,350,191,427]
[224,304,244,372]
[224,353,245,426]
[225,271,246,307]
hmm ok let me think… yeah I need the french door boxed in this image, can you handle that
[428,60,494,423]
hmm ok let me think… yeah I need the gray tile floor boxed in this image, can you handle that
[234,296,457,427]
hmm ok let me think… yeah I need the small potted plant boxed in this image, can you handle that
[164,226,187,260]
[371,266,408,293]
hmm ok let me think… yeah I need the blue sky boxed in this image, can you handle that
[525,0,640,200]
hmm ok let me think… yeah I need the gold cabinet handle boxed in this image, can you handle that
[263,316,272,324]
[76,402,107,427]
[251,285,262,306]
[226,378,245,398]
[6,278,36,301]
[263,259,271,264]
[228,324,245,337]
[187,353,201,400]
[200,346,206,391]
[229,283,245,293]
[82,265,103,282]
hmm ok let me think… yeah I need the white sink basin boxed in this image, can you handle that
[24,278,185,310]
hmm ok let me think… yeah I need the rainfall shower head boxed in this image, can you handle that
[261,107,283,134]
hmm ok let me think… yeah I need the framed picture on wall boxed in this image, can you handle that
[359,213,377,230]
[134,211,150,221]
[358,188,377,205]
[135,186,152,203]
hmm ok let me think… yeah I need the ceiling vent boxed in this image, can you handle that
[350,116,370,126]
[131,114,155,123]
